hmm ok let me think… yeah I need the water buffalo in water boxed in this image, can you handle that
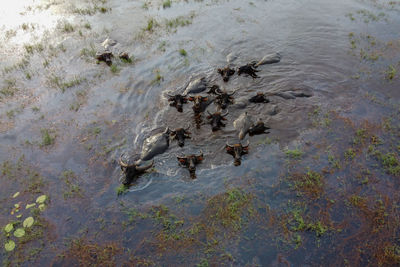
[170,127,191,147]
[167,94,188,112]
[237,64,259,79]
[226,141,249,166]
[207,111,229,132]
[96,51,113,66]
[140,127,170,161]
[207,85,221,95]
[183,77,207,95]
[250,52,281,67]
[248,120,270,136]
[218,66,235,82]
[234,112,254,140]
[249,92,270,103]
[215,89,235,109]
[118,154,154,185]
[177,152,203,179]
[188,95,210,114]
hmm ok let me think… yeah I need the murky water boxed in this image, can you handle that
[1,0,399,266]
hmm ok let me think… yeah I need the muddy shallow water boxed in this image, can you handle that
[1,0,400,266]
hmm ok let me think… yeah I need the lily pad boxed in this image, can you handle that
[26,203,36,209]
[36,195,47,204]
[14,228,25,238]
[12,192,20,198]
[5,240,15,252]
[14,203,20,209]
[23,217,34,228]
[38,204,46,211]
[16,215,22,218]
[4,223,13,233]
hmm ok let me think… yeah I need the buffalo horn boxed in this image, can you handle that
[228,90,237,96]
[226,142,234,148]
[135,160,154,172]
[221,111,229,117]
[119,154,135,168]
[242,140,250,148]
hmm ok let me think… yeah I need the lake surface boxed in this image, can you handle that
[0,0,399,266]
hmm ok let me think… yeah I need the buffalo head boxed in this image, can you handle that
[249,92,270,103]
[248,120,270,136]
[96,51,113,66]
[237,64,259,79]
[168,94,188,112]
[215,89,235,109]
[218,67,235,82]
[207,111,228,132]
[188,95,209,114]
[170,126,191,147]
[207,85,220,95]
[177,152,204,178]
[118,154,154,185]
[226,141,249,166]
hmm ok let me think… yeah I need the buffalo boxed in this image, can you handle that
[249,92,270,103]
[167,94,188,112]
[140,127,170,161]
[215,89,235,109]
[226,141,249,166]
[177,152,204,179]
[170,127,191,147]
[207,111,228,132]
[218,66,235,82]
[96,51,113,66]
[118,154,154,185]
[248,120,270,136]
[237,64,259,79]
[188,95,210,114]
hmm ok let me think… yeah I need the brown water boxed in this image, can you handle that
[1,0,400,266]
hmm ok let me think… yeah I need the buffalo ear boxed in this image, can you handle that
[226,145,233,152]
[197,155,203,162]
[188,97,194,101]
[218,68,222,74]
[202,97,208,101]
[177,157,187,164]
[182,97,188,103]
[206,115,212,120]
[229,69,235,75]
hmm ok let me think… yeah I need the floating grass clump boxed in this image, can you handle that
[163,0,172,8]
[288,170,324,199]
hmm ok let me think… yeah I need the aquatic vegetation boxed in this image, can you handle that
[40,129,55,147]
[47,75,85,92]
[204,188,253,231]
[58,239,122,266]
[163,0,172,9]
[116,184,128,196]
[165,14,195,30]
[386,65,396,80]
[344,148,356,160]
[285,149,303,159]
[2,193,49,254]
[0,78,18,97]
[372,150,400,176]
[61,170,83,199]
[179,48,187,56]
[151,69,164,85]
[144,18,158,32]
[288,170,324,199]
[110,64,120,74]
